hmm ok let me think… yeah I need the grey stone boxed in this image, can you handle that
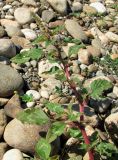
[0,39,16,58]
[4,94,23,118]
[21,0,36,6]
[14,8,33,25]
[0,64,24,97]
[4,118,50,154]
[65,19,88,42]
[47,0,68,14]
[5,26,23,37]
[42,10,55,23]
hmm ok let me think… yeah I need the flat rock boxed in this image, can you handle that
[4,118,50,154]
[11,36,32,49]
[65,19,88,42]
[47,0,68,14]
[41,77,62,94]
[4,94,23,118]
[0,64,24,97]
[0,19,20,28]
[14,7,33,24]
[5,26,23,37]
[0,39,16,58]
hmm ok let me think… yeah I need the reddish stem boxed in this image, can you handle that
[63,64,94,160]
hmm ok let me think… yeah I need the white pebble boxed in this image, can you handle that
[21,28,37,41]
[3,149,24,160]
[40,90,49,99]
[26,101,35,108]
[26,90,40,101]
[90,2,107,13]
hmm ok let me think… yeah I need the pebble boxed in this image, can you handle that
[65,19,88,42]
[72,2,83,12]
[5,26,23,37]
[2,5,12,11]
[47,0,68,14]
[40,90,49,99]
[0,39,16,58]
[2,149,24,160]
[78,49,91,65]
[26,101,35,108]
[0,64,24,97]
[87,46,101,57]
[21,28,37,41]
[105,31,118,43]
[41,77,62,94]
[91,27,109,45]
[42,10,55,23]
[83,5,97,15]
[0,19,20,28]
[26,90,40,101]
[4,94,23,118]
[4,118,50,153]
[113,86,118,97]
[90,2,107,13]
[14,7,33,24]
[21,0,37,6]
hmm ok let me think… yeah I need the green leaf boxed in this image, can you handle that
[68,44,85,56]
[55,70,66,82]
[52,25,65,35]
[17,108,49,125]
[95,142,118,157]
[20,94,33,102]
[11,48,43,64]
[11,52,30,64]
[47,66,60,74]
[46,103,64,115]
[28,48,43,60]
[90,79,113,99]
[35,138,51,160]
[68,128,83,139]
[32,35,48,44]
[46,121,66,143]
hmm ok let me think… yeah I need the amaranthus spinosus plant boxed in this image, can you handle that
[11,14,118,160]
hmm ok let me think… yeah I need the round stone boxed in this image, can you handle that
[0,39,16,58]
[26,90,41,101]
[0,64,24,97]
[2,149,23,160]
[14,7,32,24]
